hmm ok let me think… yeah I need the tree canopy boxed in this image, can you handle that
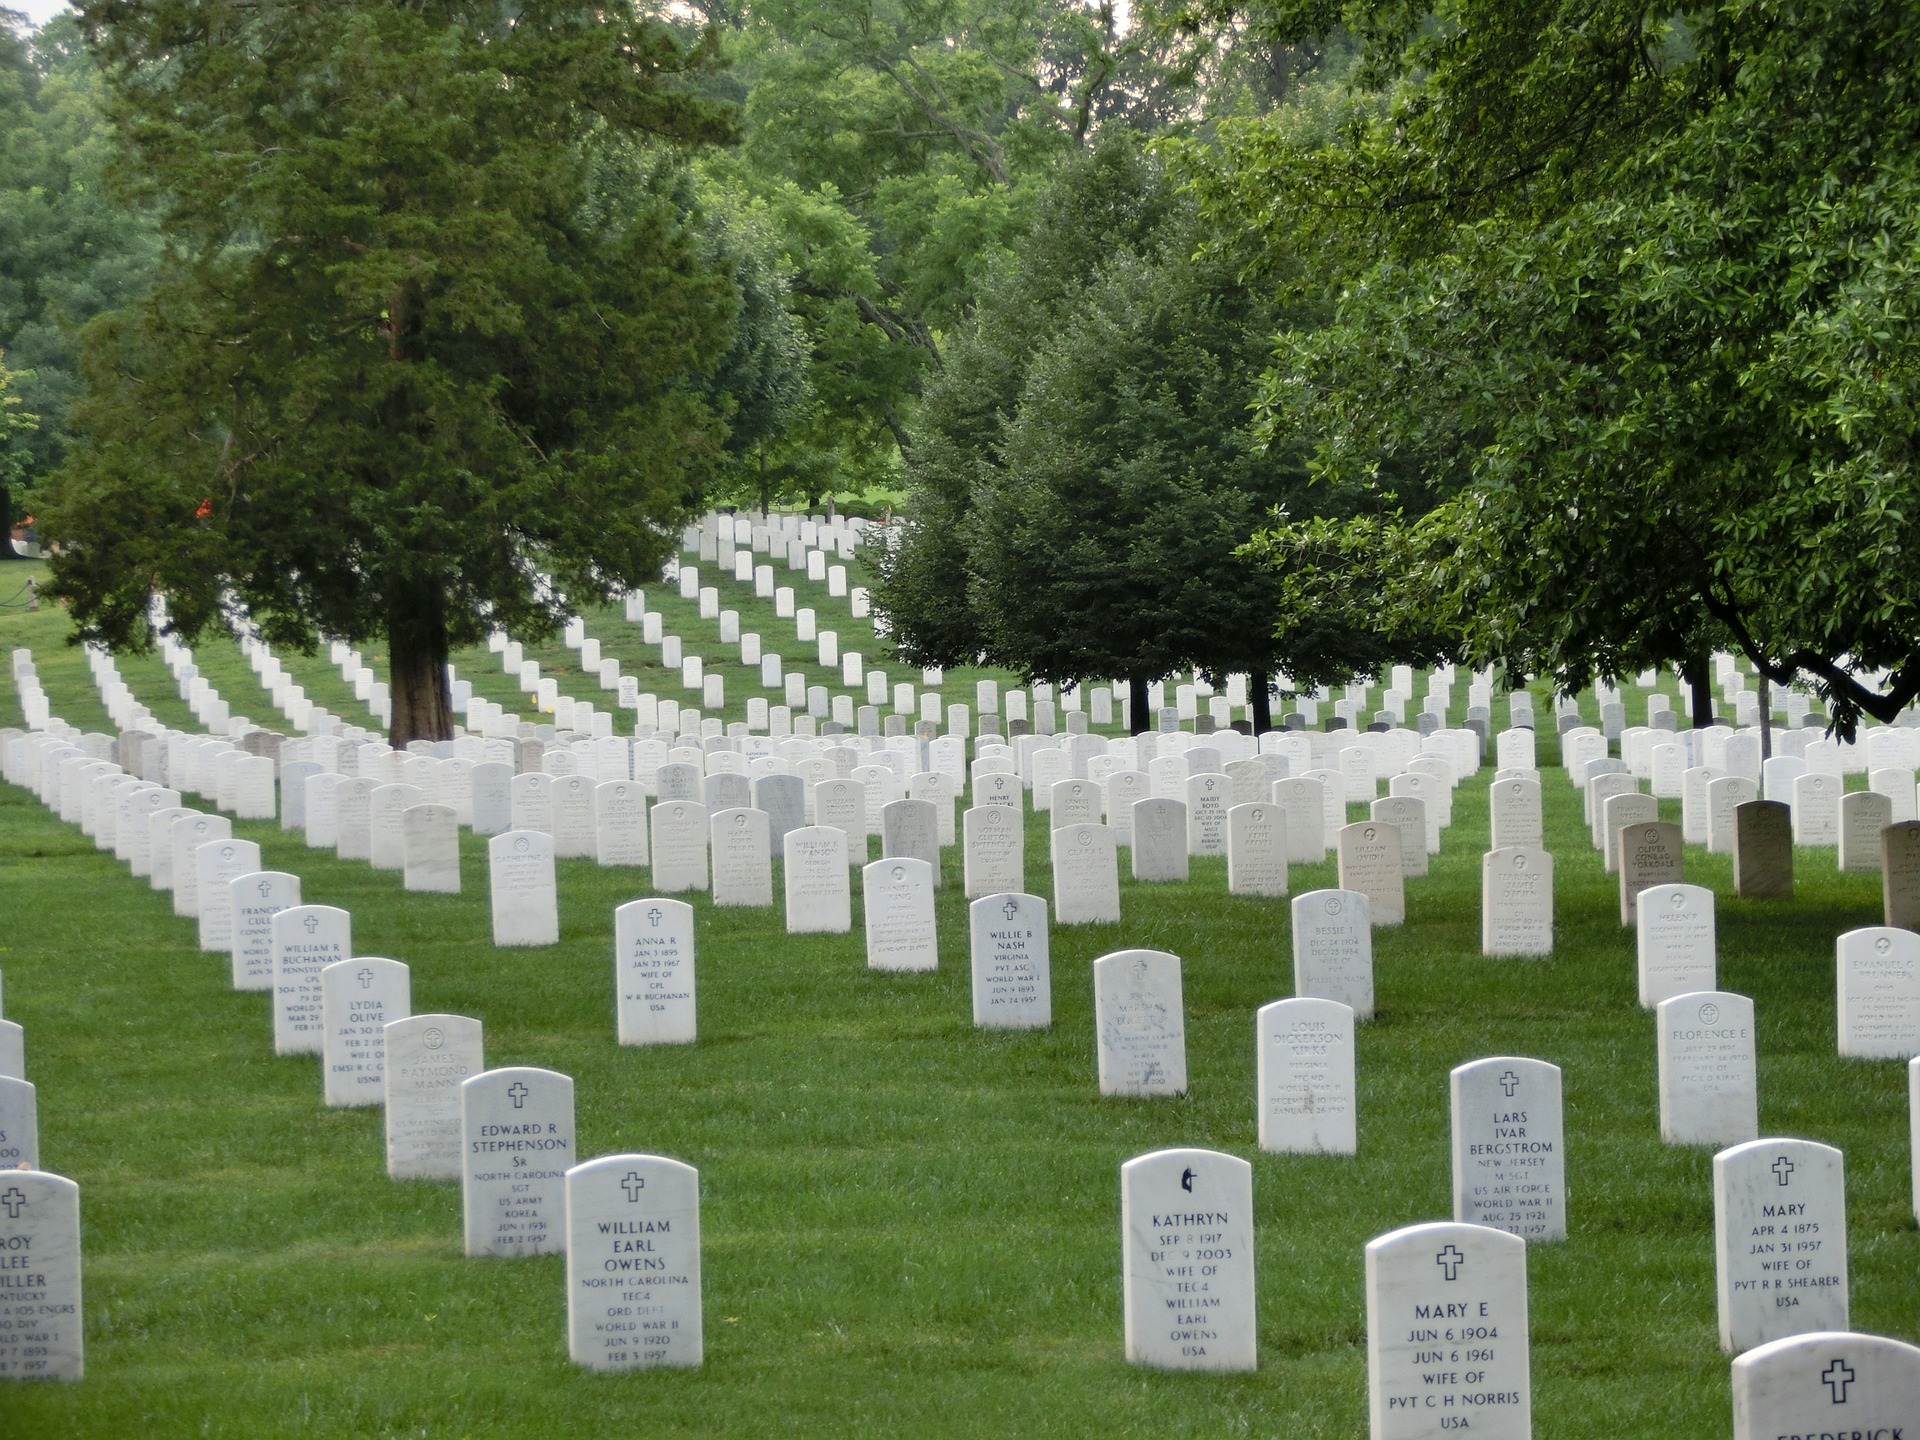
[1196,0,1920,735]
[41,0,744,743]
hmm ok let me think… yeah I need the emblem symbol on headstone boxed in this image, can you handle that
[304,914,320,934]
[1822,1358,1855,1404]
[1514,854,1527,870]
[1773,1156,1796,1185]
[1698,1001,1721,1025]
[1671,893,1686,910]
[1363,827,1376,841]
[1001,899,1020,921]
[423,1027,445,1051]
[258,878,274,897]
[1876,936,1892,954]
[1324,896,1343,917]
[1179,1168,1195,1193]
[507,1081,529,1109]
[1434,1244,1465,1281]
[1499,1071,1521,1097]
[1644,827,1658,842]
[357,968,374,989]
[622,1172,646,1203]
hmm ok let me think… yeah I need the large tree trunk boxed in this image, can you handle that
[1250,670,1273,735]
[1129,674,1150,736]
[388,579,454,747]
[1682,651,1714,730]
[0,483,25,559]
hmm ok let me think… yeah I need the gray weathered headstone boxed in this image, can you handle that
[1734,800,1794,900]
[1338,821,1405,927]
[382,1012,484,1180]
[1619,819,1684,925]
[1130,798,1189,883]
[649,800,709,894]
[1092,949,1186,1097]
[402,803,461,893]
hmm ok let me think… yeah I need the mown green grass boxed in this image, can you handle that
[0,564,1914,1436]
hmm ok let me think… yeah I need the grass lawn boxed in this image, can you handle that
[0,560,1914,1436]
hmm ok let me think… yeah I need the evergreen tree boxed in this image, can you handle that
[44,0,740,743]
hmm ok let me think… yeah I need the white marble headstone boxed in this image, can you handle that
[968,893,1050,1029]
[1480,846,1553,957]
[649,800,710,894]
[1226,803,1288,898]
[863,857,938,971]
[1289,889,1373,1019]
[1636,882,1717,1008]
[1657,990,1758,1147]
[784,825,851,933]
[1120,1147,1255,1372]
[461,1066,576,1257]
[1836,926,1920,1059]
[1715,1137,1848,1352]
[272,904,350,1055]
[1256,997,1355,1154]
[229,870,301,992]
[565,1154,703,1370]
[1731,1330,1920,1440]
[488,830,559,946]
[321,956,411,1107]
[0,1170,82,1380]
[1050,822,1120,925]
[1366,1221,1529,1439]
[402,803,462,893]
[1450,1056,1566,1241]
[0,1075,37,1169]
[594,780,649,866]
[962,804,1024,899]
[614,899,696,1045]
[195,836,261,953]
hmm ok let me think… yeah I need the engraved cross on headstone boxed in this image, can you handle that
[508,1081,529,1109]
[647,907,663,927]
[1822,1358,1855,1404]
[622,1172,646,1203]
[1499,1071,1520,1097]
[1435,1245,1465,1281]
[357,967,374,989]
[1002,899,1020,921]
[0,1186,25,1219]
[304,914,320,934]
[1773,1156,1796,1186]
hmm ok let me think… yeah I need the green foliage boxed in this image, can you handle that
[1203,0,1920,735]
[41,0,742,739]
[0,13,158,493]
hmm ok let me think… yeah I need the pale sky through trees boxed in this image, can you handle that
[8,1,73,26]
